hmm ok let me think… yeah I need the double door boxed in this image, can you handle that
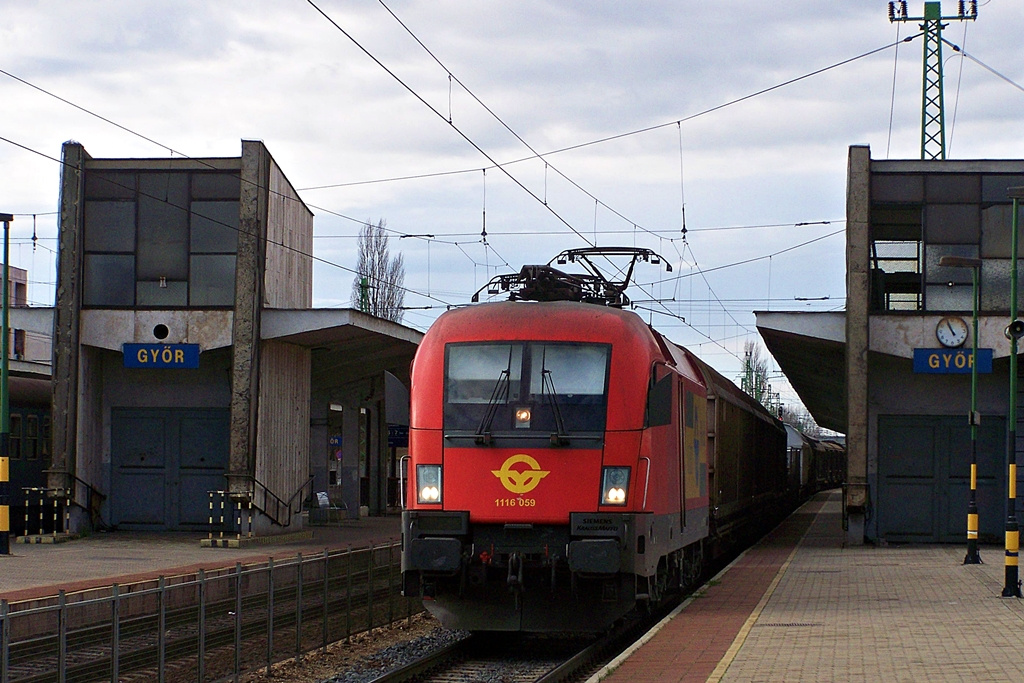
[111,408,229,530]
[878,415,1004,543]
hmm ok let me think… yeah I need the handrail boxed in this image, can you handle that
[68,473,105,512]
[399,455,410,510]
[640,456,652,510]
[286,475,316,510]
[251,475,315,528]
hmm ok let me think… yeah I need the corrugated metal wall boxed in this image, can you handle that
[254,340,311,512]
[264,161,312,308]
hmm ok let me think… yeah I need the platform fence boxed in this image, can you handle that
[0,541,421,683]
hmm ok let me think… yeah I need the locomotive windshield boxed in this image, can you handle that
[444,342,610,437]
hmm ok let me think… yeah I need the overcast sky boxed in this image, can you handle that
[3,1,1024,414]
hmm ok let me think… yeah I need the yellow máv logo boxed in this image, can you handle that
[492,454,550,494]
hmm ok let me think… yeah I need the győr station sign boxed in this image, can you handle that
[913,348,993,374]
[123,343,201,369]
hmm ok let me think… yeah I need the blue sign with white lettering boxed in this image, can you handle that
[123,343,201,369]
[913,348,992,374]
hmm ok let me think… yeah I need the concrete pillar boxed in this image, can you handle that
[845,145,871,544]
[341,403,360,519]
[227,141,269,499]
[50,142,88,494]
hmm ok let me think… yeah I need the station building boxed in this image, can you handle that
[42,140,421,533]
[758,145,1024,545]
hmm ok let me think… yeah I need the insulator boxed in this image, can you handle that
[970,0,977,17]
[901,1,908,18]
[958,0,965,17]
[888,2,895,21]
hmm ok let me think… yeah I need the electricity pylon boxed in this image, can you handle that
[889,1,977,160]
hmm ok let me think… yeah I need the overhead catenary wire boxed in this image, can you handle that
[305,0,596,248]
[640,227,846,288]
[0,22,928,350]
[940,37,1024,94]
[295,36,924,201]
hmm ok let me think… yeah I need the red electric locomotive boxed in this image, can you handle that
[400,248,788,633]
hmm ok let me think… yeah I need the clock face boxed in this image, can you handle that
[936,316,969,348]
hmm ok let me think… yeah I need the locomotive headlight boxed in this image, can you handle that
[514,407,532,428]
[601,466,630,506]
[417,464,442,504]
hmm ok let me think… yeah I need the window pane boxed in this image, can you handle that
[84,254,135,306]
[25,415,38,460]
[138,173,189,279]
[444,342,608,435]
[191,201,239,253]
[926,284,972,312]
[84,201,136,252]
[137,280,188,306]
[10,414,21,460]
[529,344,608,397]
[924,244,978,285]
[192,172,241,200]
[189,255,236,306]
[446,344,521,404]
[981,204,1024,258]
[925,204,980,244]
[85,172,136,200]
[980,259,1024,312]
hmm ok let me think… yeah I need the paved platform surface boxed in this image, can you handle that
[595,491,1024,683]
[0,516,401,603]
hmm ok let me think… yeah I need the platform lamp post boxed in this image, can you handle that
[1003,186,1024,597]
[939,255,983,564]
[0,213,10,555]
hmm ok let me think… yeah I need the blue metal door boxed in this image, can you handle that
[111,408,229,530]
[877,414,1004,543]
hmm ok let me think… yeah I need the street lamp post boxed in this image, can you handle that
[939,255,983,564]
[1003,186,1024,597]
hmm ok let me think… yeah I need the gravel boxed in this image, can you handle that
[321,625,469,683]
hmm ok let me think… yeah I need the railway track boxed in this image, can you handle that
[2,543,422,683]
[365,597,681,683]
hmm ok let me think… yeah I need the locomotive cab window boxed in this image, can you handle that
[445,342,610,437]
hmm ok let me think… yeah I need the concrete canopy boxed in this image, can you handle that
[755,311,846,433]
[261,308,423,387]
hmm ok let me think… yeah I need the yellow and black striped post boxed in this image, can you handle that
[0,449,8,554]
[1003,188,1024,597]
[0,212,11,555]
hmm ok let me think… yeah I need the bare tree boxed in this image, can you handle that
[352,219,405,322]
[739,340,776,411]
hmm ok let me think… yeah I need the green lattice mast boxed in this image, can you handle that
[889,1,977,160]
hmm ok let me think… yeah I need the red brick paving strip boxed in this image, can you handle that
[598,497,826,683]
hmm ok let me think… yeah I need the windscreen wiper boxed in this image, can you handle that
[476,369,510,445]
[541,369,569,446]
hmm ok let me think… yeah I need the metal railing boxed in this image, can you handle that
[252,475,315,528]
[0,541,420,683]
[21,476,106,537]
[19,488,68,538]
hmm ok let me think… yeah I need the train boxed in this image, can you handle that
[400,249,843,633]
[6,375,54,535]
[785,425,846,501]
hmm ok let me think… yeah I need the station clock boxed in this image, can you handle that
[936,316,969,348]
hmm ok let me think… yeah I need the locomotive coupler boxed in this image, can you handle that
[507,552,524,591]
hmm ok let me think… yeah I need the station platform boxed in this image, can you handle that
[0,515,401,604]
[594,490,1024,683]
